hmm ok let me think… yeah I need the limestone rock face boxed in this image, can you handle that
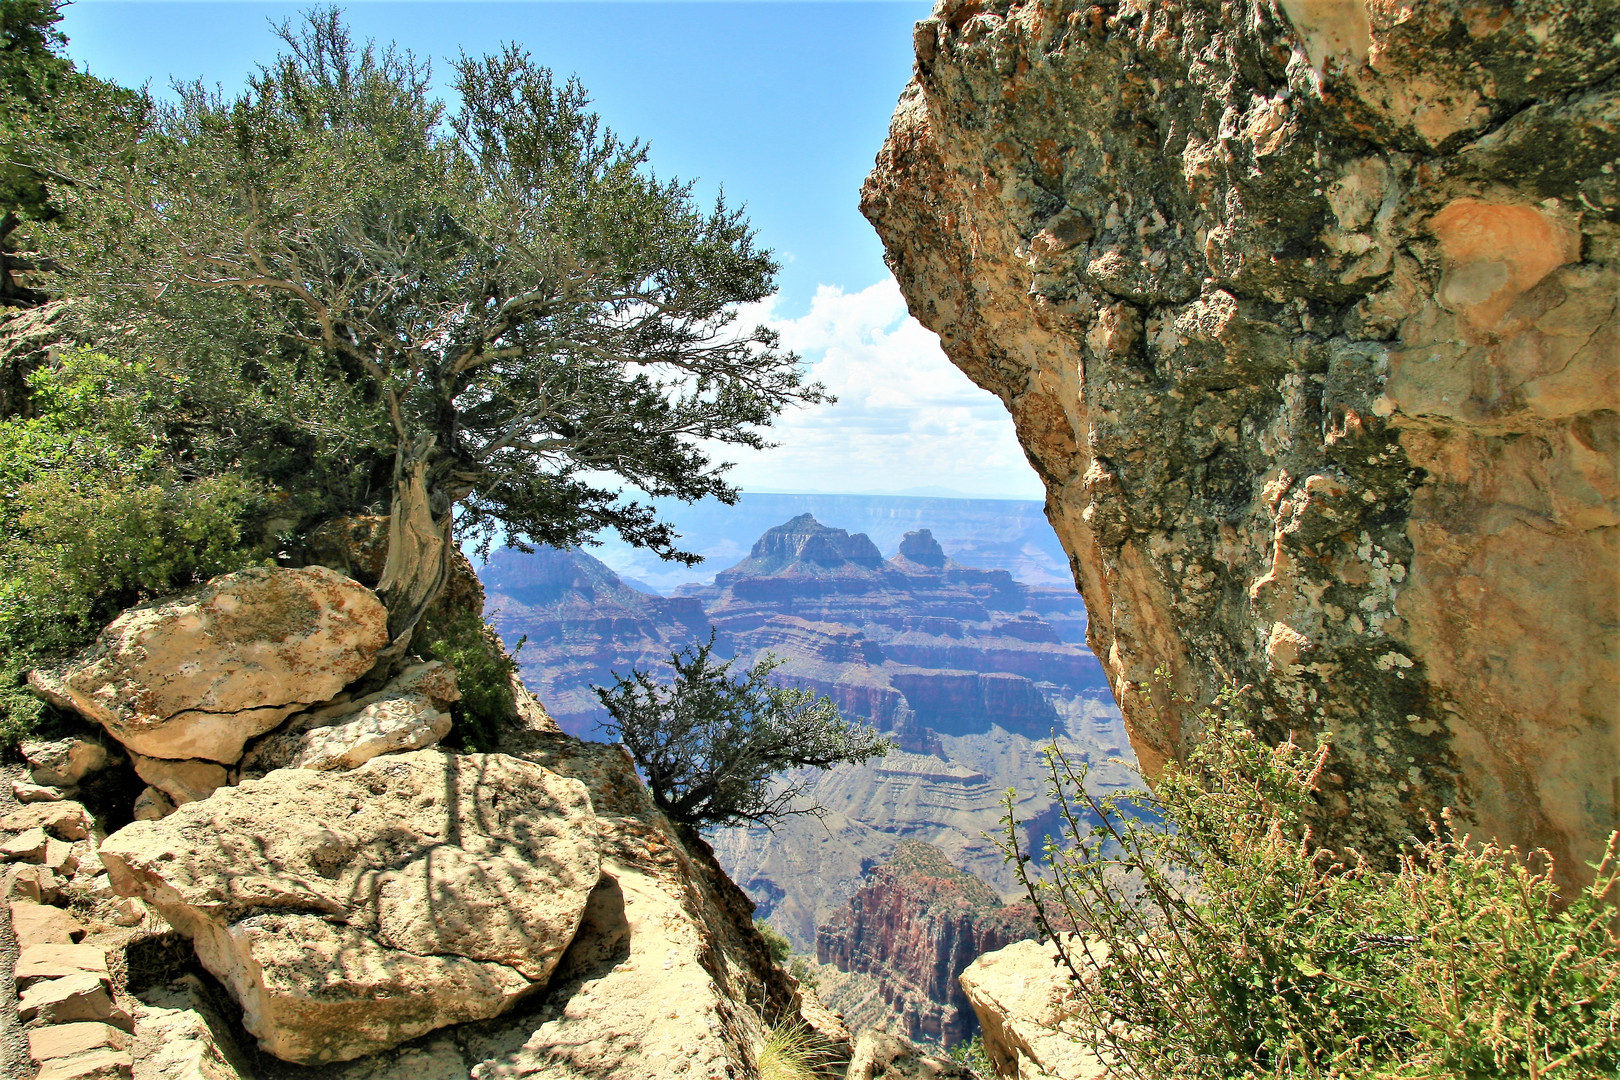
[97,749,600,1064]
[958,939,1105,1080]
[30,567,389,763]
[864,0,1620,873]
[238,662,459,778]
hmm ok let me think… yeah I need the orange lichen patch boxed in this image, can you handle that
[1431,200,1581,330]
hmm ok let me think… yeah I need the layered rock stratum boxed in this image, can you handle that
[815,841,1036,1046]
[487,518,1133,950]
[864,0,1620,875]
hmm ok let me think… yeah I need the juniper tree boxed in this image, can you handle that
[40,11,825,652]
[596,638,892,829]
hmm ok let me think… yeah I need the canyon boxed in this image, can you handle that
[486,515,1133,953]
[863,0,1620,882]
[814,841,1036,1048]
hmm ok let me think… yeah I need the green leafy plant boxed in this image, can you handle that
[0,353,270,747]
[596,636,892,829]
[947,1035,995,1078]
[755,918,820,990]
[1000,686,1620,1079]
[412,604,520,753]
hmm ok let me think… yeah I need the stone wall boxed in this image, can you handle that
[863,0,1619,875]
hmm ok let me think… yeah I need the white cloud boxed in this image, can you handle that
[717,278,1045,500]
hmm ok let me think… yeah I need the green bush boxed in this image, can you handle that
[1001,686,1620,1079]
[946,1035,995,1078]
[596,637,892,830]
[412,604,520,753]
[0,353,268,747]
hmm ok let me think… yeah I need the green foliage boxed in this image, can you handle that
[1000,687,1620,1079]
[0,352,270,745]
[413,604,519,753]
[757,918,794,966]
[43,8,828,623]
[596,636,892,829]
[947,1035,995,1078]
[754,918,819,989]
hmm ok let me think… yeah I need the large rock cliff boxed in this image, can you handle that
[863,0,1619,874]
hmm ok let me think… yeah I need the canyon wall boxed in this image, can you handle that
[863,0,1619,873]
[815,841,1035,1047]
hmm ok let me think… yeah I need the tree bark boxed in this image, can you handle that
[376,454,453,654]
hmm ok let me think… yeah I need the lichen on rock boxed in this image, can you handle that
[863,0,1619,876]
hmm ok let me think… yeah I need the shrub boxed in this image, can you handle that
[1000,685,1620,1080]
[0,353,268,747]
[412,604,520,753]
[946,1035,995,1078]
[596,636,892,830]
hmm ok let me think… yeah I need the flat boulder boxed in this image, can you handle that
[239,661,458,778]
[30,567,389,764]
[97,749,599,1065]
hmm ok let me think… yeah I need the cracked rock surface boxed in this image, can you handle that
[97,749,600,1064]
[864,0,1619,875]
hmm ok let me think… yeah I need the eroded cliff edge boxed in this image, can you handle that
[863,0,1618,874]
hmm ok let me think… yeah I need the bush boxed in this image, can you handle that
[596,636,892,830]
[413,604,520,753]
[946,1035,995,1078]
[0,353,268,747]
[1001,685,1620,1080]
[755,918,820,989]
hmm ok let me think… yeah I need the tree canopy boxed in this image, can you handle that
[38,10,827,650]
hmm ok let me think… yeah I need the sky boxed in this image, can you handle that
[58,2,1047,500]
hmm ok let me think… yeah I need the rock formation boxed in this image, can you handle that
[481,545,714,737]
[959,938,1105,1080]
[864,0,1620,874]
[815,841,1036,1046]
[29,566,390,764]
[6,547,843,1078]
[100,750,601,1064]
[489,518,1131,950]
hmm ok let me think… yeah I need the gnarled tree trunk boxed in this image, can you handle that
[376,453,454,654]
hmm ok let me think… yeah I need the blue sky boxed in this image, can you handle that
[58,2,1047,500]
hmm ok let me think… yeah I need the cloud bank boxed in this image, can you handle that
[718,277,1044,500]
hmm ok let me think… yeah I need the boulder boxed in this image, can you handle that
[2,826,49,862]
[4,863,63,903]
[133,976,251,1080]
[2,799,95,841]
[23,736,114,788]
[18,971,133,1029]
[16,943,111,988]
[132,787,175,822]
[129,756,228,806]
[239,661,458,777]
[15,780,68,802]
[30,566,389,763]
[10,900,87,947]
[30,1022,131,1065]
[36,1049,133,1080]
[847,1031,976,1080]
[97,749,600,1064]
[958,938,1107,1080]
